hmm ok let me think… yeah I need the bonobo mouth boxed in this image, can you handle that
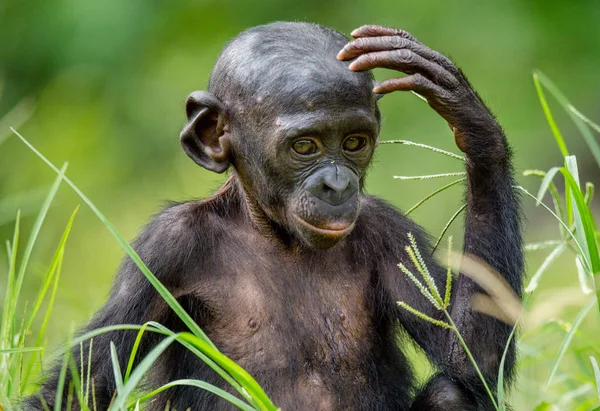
[292,214,355,239]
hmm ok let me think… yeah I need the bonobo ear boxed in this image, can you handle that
[180,91,231,173]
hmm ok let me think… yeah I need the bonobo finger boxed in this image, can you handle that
[339,36,457,76]
[373,75,443,97]
[350,25,419,43]
[348,49,455,87]
[338,36,416,60]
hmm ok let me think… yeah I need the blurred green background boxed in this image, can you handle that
[1,0,599,408]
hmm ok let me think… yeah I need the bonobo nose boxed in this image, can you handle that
[308,165,358,206]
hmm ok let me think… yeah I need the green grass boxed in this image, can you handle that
[1,71,599,410]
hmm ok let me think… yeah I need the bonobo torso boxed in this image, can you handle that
[157,179,414,411]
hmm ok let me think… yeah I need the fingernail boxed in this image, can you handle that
[348,62,357,70]
[351,29,359,37]
[336,51,344,60]
[372,87,381,93]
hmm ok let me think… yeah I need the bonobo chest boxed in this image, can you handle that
[194,228,377,377]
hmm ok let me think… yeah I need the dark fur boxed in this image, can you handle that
[24,22,522,410]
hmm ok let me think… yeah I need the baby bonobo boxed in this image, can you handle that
[25,22,522,410]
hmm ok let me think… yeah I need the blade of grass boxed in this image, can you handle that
[525,241,562,251]
[535,70,600,168]
[22,206,79,335]
[11,163,68,330]
[0,211,20,391]
[144,321,253,407]
[179,333,276,411]
[517,185,591,274]
[560,167,600,306]
[1,212,20,340]
[110,334,179,410]
[61,323,251,406]
[432,203,467,254]
[533,71,569,157]
[393,172,466,180]
[524,169,567,241]
[21,208,78,392]
[590,356,600,401]
[66,354,89,411]
[380,139,465,161]
[524,243,566,293]
[570,105,600,133]
[130,379,256,411]
[109,342,124,408]
[576,255,593,295]
[0,347,42,354]
[124,324,149,383]
[546,297,596,387]
[497,315,521,411]
[535,167,561,206]
[54,335,73,411]
[405,178,466,215]
[85,339,93,406]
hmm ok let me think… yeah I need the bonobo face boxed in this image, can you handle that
[228,71,380,248]
[269,103,379,249]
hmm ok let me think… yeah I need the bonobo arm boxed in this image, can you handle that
[22,203,209,410]
[340,26,523,410]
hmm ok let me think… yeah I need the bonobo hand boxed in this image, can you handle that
[337,25,503,156]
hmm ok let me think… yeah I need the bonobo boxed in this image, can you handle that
[26,22,522,410]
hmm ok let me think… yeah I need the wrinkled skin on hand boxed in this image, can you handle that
[337,25,504,159]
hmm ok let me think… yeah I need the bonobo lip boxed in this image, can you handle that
[292,214,355,239]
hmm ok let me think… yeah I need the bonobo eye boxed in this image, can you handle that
[292,139,319,156]
[343,135,368,153]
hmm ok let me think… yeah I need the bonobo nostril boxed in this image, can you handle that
[306,165,357,206]
[323,173,350,194]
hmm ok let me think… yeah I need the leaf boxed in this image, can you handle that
[12,163,68,322]
[20,207,79,393]
[535,70,600,168]
[576,255,593,295]
[535,167,561,206]
[591,356,600,402]
[517,185,588,266]
[533,71,569,157]
[524,244,565,293]
[109,342,124,408]
[560,165,600,307]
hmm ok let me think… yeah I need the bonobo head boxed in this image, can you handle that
[180,22,380,249]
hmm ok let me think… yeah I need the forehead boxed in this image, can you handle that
[250,68,377,119]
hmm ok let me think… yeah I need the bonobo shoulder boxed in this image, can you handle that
[115,195,233,293]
